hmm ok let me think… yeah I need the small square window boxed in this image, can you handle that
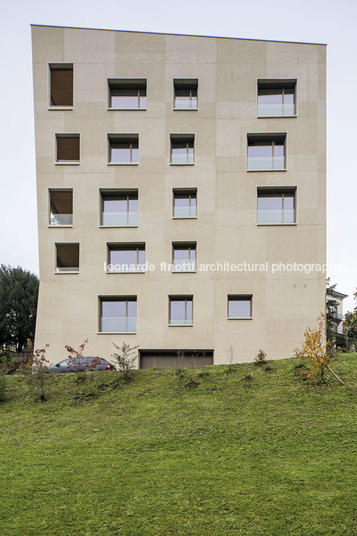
[170,134,194,165]
[258,79,296,117]
[108,135,139,164]
[173,79,198,110]
[228,296,252,319]
[100,297,137,333]
[108,79,147,110]
[173,189,197,218]
[172,242,196,272]
[56,134,80,163]
[107,243,145,272]
[101,189,138,226]
[49,189,73,226]
[50,64,73,107]
[247,134,286,171]
[56,243,79,273]
[257,187,296,224]
[169,296,193,326]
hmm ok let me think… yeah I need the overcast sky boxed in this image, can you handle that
[0,0,356,312]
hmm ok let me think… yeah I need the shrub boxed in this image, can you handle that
[254,349,267,366]
[65,338,100,381]
[294,313,332,383]
[111,342,138,381]
[22,343,50,401]
[0,368,6,402]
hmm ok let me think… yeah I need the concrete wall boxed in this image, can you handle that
[32,26,326,365]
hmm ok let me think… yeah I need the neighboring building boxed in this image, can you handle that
[31,25,326,366]
[326,288,347,336]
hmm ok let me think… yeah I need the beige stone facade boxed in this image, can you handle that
[32,25,326,366]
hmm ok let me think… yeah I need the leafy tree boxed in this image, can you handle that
[326,278,339,343]
[344,288,357,339]
[295,313,332,383]
[0,265,39,352]
[111,342,138,380]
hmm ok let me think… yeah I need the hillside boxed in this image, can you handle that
[0,355,356,536]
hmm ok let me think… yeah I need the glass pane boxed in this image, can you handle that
[103,199,126,212]
[50,213,73,225]
[111,147,131,163]
[228,299,251,318]
[131,148,139,163]
[186,300,193,323]
[283,194,294,210]
[258,195,283,211]
[109,250,138,271]
[102,301,126,317]
[170,300,186,324]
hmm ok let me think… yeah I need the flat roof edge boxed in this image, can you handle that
[30,24,327,47]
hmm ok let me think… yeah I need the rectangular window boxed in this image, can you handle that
[173,79,198,110]
[173,189,197,218]
[101,190,138,226]
[107,244,145,272]
[257,188,296,224]
[173,243,196,272]
[49,189,73,226]
[171,134,194,164]
[108,79,147,110]
[108,135,139,164]
[56,243,79,273]
[228,296,252,319]
[50,64,73,107]
[169,296,193,326]
[258,79,296,117]
[56,134,80,163]
[247,134,286,171]
[100,297,137,333]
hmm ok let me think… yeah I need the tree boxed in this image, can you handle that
[326,277,339,344]
[344,288,357,340]
[0,265,39,352]
[111,342,138,380]
[295,313,332,383]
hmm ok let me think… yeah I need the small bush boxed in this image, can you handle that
[65,339,100,382]
[0,370,6,402]
[255,349,267,366]
[22,343,50,402]
[111,342,138,381]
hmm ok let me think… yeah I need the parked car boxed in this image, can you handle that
[48,357,115,373]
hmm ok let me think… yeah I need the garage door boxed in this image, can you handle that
[139,350,214,369]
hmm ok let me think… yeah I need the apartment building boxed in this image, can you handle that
[32,25,326,366]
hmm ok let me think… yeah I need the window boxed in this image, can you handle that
[101,189,138,226]
[257,188,296,224]
[172,243,196,272]
[56,243,79,273]
[49,64,73,107]
[173,79,198,109]
[108,135,139,164]
[258,79,296,117]
[108,79,147,109]
[173,189,197,218]
[171,134,194,164]
[56,134,80,163]
[100,297,137,333]
[49,189,73,226]
[169,296,193,326]
[107,243,145,272]
[247,134,286,171]
[228,296,252,319]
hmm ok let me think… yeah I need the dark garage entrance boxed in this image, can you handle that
[139,349,214,369]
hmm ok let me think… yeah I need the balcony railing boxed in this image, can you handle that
[173,206,196,218]
[258,103,295,117]
[169,318,192,326]
[56,266,79,272]
[50,213,73,225]
[173,260,196,272]
[102,211,138,226]
[248,155,285,170]
[174,97,198,109]
[100,316,136,333]
[257,209,295,224]
[171,152,194,164]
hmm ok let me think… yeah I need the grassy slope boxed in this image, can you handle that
[0,355,356,536]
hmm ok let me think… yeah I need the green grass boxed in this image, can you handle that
[0,354,356,536]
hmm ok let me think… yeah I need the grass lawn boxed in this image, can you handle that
[0,354,356,536]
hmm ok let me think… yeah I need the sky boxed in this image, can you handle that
[0,0,356,312]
